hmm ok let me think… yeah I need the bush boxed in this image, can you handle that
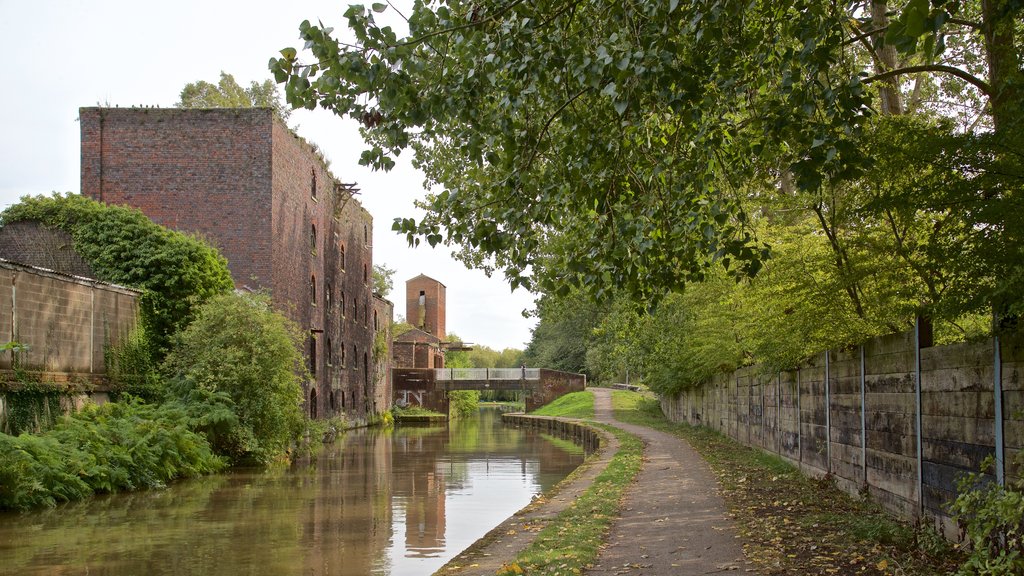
[162,292,305,465]
[0,398,225,511]
[448,390,480,419]
[950,462,1024,576]
[2,193,234,356]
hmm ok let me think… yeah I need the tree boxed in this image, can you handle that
[1,194,235,355]
[372,263,395,297]
[179,71,292,123]
[162,293,306,465]
[270,0,1021,308]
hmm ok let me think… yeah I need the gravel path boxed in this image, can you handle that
[587,387,756,575]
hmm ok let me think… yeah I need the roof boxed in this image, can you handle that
[394,327,442,344]
[407,273,446,288]
[0,258,141,295]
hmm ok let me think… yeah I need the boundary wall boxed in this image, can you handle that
[660,324,1023,537]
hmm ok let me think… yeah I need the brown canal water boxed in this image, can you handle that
[0,408,587,576]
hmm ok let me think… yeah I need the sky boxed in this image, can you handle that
[0,0,538,351]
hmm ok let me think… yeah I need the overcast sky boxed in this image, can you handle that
[0,0,539,351]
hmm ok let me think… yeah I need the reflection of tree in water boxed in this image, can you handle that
[0,408,586,576]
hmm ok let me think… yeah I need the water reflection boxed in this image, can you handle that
[0,408,585,576]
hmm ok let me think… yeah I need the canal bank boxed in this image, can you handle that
[434,388,753,576]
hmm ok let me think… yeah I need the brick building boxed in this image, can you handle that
[393,275,447,369]
[79,107,391,421]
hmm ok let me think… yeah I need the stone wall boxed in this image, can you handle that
[661,326,1023,537]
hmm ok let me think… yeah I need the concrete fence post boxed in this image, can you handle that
[994,322,1005,486]
[860,345,867,485]
[825,350,832,474]
[914,317,924,517]
[797,369,802,466]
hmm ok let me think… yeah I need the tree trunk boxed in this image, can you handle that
[872,2,904,115]
[981,0,1022,135]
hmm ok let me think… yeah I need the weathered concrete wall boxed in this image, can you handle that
[661,327,1022,538]
[0,259,138,384]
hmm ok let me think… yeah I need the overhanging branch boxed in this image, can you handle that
[864,65,992,96]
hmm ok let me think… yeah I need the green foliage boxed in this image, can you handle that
[2,388,62,435]
[950,460,1024,575]
[178,71,291,123]
[0,397,225,511]
[530,391,594,419]
[106,326,162,401]
[523,291,602,376]
[1,193,234,356]
[162,292,305,465]
[447,390,479,419]
[371,263,395,297]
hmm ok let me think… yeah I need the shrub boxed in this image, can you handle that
[950,462,1024,576]
[0,398,224,511]
[162,292,305,465]
[1,193,234,356]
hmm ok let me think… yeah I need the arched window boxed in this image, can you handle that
[329,390,336,411]
[363,263,368,285]
[310,275,316,304]
[326,337,332,366]
[311,223,317,253]
[310,335,317,378]
[340,243,346,270]
[373,310,379,331]
[341,291,346,316]
[352,345,358,370]
[340,345,346,367]
[309,388,318,419]
[311,168,317,199]
[363,352,369,383]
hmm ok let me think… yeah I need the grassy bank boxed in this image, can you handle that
[611,391,963,576]
[487,389,640,575]
[529,390,595,419]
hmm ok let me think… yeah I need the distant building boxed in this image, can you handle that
[393,275,449,369]
[78,107,392,420]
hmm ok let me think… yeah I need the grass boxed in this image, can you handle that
[488,388,641,575]
[391,405,446,418]
[529,390,594,419]
[498,426,643,576]
[610,391,963,576]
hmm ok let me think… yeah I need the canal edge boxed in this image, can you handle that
[433,415,620,576]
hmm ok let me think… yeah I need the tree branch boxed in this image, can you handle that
[524,87,592,171]
[864,65,992,96]
[394,0,530,48]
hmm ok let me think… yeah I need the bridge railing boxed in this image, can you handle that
[433,368,541,381]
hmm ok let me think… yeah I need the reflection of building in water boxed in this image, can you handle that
[392,429,449,557]
[299,430,394,575]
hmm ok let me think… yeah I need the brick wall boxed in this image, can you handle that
[80,107,274,289]
[406,275,446,340]
[661,327,1024,539]
[79,107,384,422]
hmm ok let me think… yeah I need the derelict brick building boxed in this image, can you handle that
[79,107,391,420]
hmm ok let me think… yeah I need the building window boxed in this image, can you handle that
[311,224,317,254]
[363,352,369,383]
[310,335,317,378]
[329,390,336,411]
[327,337,332,366]
[354,298,358,322]
[363,263,368,285]
[310,275,316,305]
[326,283,332,308]
[352,345,357,370]
[341,291,346,316]
[373,310,379,332]
[311,168,317,199]
[340,345,346,367]
[340,244,346,270]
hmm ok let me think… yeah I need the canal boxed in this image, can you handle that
[0,408,587,575]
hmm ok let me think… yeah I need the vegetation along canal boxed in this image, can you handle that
[0,407,587,575]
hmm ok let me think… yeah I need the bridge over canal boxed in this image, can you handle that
[393,367,586,413]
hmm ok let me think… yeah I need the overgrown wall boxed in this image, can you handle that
[661,327,1023,538]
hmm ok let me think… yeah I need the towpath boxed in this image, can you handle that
[587,387,755,575]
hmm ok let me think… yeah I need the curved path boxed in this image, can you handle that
[587,387,755,575]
